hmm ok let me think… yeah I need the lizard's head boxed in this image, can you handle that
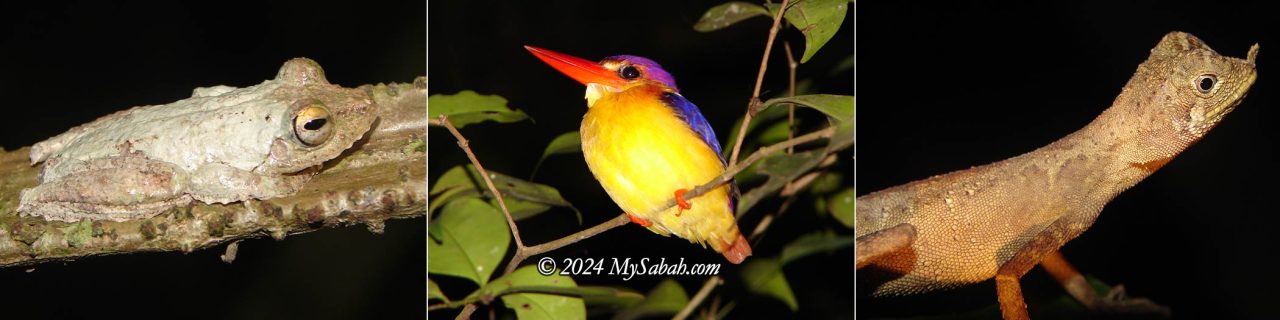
[1132,31,1258,141]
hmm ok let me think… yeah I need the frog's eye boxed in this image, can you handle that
[294,104,334,147]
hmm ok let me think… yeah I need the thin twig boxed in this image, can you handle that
[673,276,724,320]
[666,131,834,318]
[728,0,792,167]
[437,115,524,250]
[455,304,478,320]
[678,37,830,312]
[656,126,834,217]
[522,214,631,257]
[784,41,798,154]
[438,114,523,320]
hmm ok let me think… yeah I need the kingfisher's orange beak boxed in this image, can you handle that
[525,45,627,88]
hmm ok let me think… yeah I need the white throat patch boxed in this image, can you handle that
[584,83,622,107]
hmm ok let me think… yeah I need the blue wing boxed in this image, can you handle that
[660,92,737,213]
[660,92,725,164]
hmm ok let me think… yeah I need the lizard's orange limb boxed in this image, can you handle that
[996,274,1031,320]
[1041,251,1171,316]
[1041,251,1098,309]
[627,213,652,227]
[673,188,692,217]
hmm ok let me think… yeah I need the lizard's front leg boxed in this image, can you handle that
[994,219,1081,320]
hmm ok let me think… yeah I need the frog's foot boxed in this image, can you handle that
[673,189,692,217]
[627,213,652,227]
[17,155,190,222]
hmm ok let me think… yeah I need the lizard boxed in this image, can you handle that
[854,31,1258,319]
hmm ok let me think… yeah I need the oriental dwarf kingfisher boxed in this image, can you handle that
[525,45,751,264]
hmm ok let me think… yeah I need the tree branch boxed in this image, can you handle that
[728,0,792,166]
[437,114,524,251]
[673,276,724,320]
[784,41,798,155]
[0,79,428,268]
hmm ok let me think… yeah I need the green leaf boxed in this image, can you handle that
[614,278,690,320]
[767,0,849,63]
[428,90,530,128]
[427,198,510,286]
[722,103,792,159]
[830,111,854,151]
[830,187,855,229]
[479,266,586,320]
[755,119,798,146]
[531,131,582,179]
[734,95,853,216]
[762,94,853,123]
[428,165,478,215]
[806,171,844,195]
[780,230,855,265]
[693,2,771,32]
[429,165,580,223]
[484,167,582,224]
[429,278,449,303]
[761,94,855,152]
[577,286,645,312]
[741,258,798,311]
[738,150,825,216]
[829,53,855,76]
[795,78,816,96]
[538,131,582,162]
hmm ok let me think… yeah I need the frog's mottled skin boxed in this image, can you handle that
[18,58,377,222]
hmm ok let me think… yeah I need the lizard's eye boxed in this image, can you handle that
[1195,74,1218,94]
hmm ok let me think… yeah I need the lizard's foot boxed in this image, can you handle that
[627,213,652,227]
[674,189,692,217]
[1087,284,1171,318]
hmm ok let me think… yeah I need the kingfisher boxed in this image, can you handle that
[525,45,752,264]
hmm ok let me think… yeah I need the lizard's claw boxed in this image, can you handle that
[674,189,691,217]
[1088,284,1172,318]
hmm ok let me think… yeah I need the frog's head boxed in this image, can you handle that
[259,58,378,174]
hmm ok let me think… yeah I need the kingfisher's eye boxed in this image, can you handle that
[619,65,641,80]
[1195,74,1217,94]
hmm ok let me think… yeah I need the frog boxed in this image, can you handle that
[17,58,378,222]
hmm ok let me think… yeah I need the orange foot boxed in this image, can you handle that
[674,189,692,217]
[627,213,652,227]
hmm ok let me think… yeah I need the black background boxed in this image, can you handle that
[1,2,424,319]
[430,0,853,319]
[858,1,1275,319]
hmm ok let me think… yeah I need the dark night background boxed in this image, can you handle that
[1,1,424,319]
[858,1,1275,319]
[430,0,853,319]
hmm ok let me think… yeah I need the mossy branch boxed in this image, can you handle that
[0,79,428,268]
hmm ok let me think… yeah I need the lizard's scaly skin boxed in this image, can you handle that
[856,32,1258,296]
